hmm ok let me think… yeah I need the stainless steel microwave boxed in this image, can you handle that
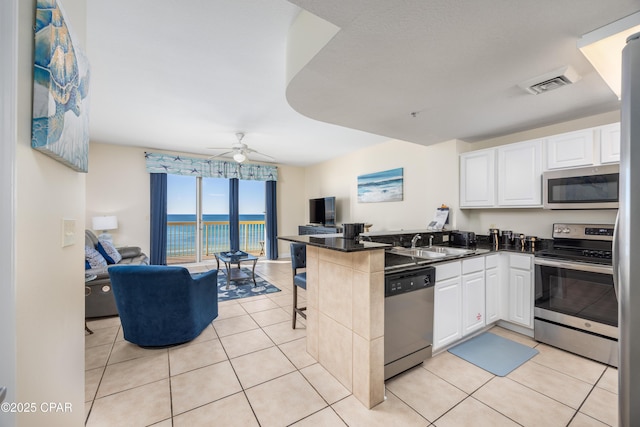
[543,164,620,209]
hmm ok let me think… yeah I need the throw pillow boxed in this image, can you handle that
[97,239,123,264]
[85,246,107,269]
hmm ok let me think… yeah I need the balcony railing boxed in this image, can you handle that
[167,220,265,264]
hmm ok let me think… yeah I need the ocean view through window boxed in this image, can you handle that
[166,214,266,264]
[167,175,266,264]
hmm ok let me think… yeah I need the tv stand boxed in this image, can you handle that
[298,225,340,235]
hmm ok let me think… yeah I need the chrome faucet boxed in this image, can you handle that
[429,235,434,248]
[411,234,422,248]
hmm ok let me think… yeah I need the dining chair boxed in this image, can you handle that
[290,243,307,328]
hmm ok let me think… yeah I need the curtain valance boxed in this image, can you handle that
[144,152,278,181]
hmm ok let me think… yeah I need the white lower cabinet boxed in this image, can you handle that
[485,254,501,324]
[433,261,462,351]
[461,257,485,336]
[433,252,533,352]
[506,254,534,328]
[434,258,488,351]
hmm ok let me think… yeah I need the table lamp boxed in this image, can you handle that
[92,215,118,243]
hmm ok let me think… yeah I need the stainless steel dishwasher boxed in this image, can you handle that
[384,265,435,380]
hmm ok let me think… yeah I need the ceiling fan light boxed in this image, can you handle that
[233,151,247,163]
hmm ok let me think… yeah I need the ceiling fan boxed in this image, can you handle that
[207,132,275,163]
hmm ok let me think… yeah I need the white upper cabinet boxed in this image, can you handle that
[460,141,542,208]
[545,123,621,168]
[460,149,495,207]
[546,129,594,169]
[600,122,621,164]
[497,139,543,206]
[460,123,619,209]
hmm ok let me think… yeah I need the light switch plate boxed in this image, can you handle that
[62,219,76,247]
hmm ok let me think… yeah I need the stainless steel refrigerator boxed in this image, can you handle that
[617,31,640,427]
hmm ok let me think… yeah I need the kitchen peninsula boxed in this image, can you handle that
[278,234,389,408]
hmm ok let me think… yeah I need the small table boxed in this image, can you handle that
[214,252,259,290]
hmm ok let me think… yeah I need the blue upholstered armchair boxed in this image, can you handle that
[108,265,219,347]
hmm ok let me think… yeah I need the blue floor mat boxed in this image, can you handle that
[448,332,539,376]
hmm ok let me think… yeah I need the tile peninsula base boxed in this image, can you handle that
[305,246,385,408]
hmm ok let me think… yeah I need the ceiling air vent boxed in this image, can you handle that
[519,66,581,95]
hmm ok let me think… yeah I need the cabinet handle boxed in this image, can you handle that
[0,386,7,403]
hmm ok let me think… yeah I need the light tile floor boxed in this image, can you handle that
[85,260,618,426]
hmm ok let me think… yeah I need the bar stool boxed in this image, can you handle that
[290,243,307,329]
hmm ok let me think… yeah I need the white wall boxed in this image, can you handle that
[305,139,461,232]
[86,142,307,259]
[86,143,151,253]
[14,0,86,425]
[272,163,306,256]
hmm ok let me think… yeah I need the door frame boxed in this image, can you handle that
[0,0,18,423]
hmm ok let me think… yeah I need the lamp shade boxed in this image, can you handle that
[92,215,118,231]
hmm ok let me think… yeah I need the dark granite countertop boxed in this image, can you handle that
[278,234,390,252]
[278,232,551,256]
[474,235,552,256]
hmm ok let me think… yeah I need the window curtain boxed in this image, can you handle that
[149,173,167,265]
[266,180,278,260]
[229,178,240,252]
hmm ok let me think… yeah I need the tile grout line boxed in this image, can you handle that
[85,322,121,426]
[565,368,611,427]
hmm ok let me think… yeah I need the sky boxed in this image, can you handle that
[167,175,266,214]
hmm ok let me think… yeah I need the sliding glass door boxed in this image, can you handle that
[201,177,229,259]
[240,180,266,256]
[166,175,265,264]
[166,175,197,263]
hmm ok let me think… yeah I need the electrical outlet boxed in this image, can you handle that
[62,219,76,247]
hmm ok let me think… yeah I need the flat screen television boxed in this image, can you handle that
[309,196,336,226]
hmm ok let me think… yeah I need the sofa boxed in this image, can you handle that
[85,229,149,318]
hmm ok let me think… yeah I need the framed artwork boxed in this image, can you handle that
[357,168,404,203]
[31,0,91,172]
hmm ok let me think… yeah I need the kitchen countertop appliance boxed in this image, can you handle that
[384,263,435,380]
[450,231,476,248]
[534,223,617,366]
[542,164,620,210]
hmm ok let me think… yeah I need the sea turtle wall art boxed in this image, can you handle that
[32,0,90,173]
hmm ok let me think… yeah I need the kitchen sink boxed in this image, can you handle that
[388,245,476,260]
[392,248,448,259]
[423,246,475,256]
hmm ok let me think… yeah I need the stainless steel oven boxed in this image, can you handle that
[534,223,618,366]
[543,164,619,209]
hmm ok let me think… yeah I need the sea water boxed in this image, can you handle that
[167,214,265,255]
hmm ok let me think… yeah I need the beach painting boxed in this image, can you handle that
[31,0,91,172]
[357,168,403,203]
